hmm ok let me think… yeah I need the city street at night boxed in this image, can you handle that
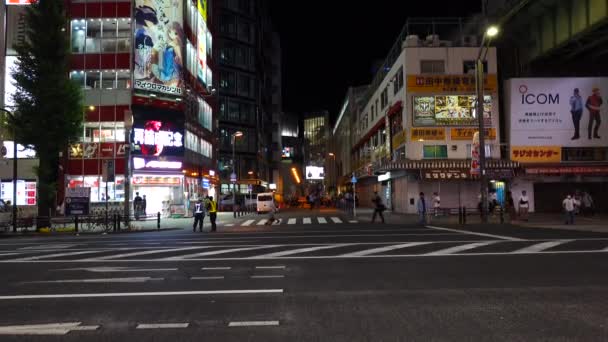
[1,209,608,340]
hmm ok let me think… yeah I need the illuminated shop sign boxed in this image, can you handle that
[6,0,35,5]
[131,120,184,157]
[133,157,183,170]
[202,177,210,189]
[413,95,492,126]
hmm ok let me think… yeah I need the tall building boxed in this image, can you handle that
[213,0,278,197]
[303,111,329,194]
[59,0,217,216]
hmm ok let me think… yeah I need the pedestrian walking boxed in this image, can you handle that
[563,194,576,225]
[192,198,205,232]
[208,196,218,232]
[265,198,280,225]
[417,192,427,225]
[432,192,441,217]
[142,195,147,216]
[371,191,385,223]
[133,192,143,220]
[518,190,529,221]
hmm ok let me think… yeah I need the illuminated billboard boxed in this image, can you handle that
[197,0,208,24]
[131,120,184,157]
[305,166,325,180]
[197,14,208,86]
[413,95,492,126]
[5,0,35,5]
[134,0,185,96]
[282,147,293,159]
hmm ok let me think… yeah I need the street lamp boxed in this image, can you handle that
[0,108,18,233]
[231,131,243,218]
[476,25,499,224]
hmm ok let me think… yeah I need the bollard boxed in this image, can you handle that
[157,212,161,230]
[75,215,79,233]
[462,207,467,225]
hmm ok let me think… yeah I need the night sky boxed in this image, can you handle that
[270,0,482,123]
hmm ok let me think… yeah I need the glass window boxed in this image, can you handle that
[423,145,448,159]
[238,74,250,97]
[420,60,445,74]
[117,70,130,89]
[101,71,116,89]
[85,19,102,53]
[394,67,404,95]
[70,71,85,88]
[85,71,101,89]
[71,19,86,53]
[463,60,488,74]
[381,88,388,109]
[228,100,239,122]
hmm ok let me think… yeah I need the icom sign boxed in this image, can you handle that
[508,78,607,149]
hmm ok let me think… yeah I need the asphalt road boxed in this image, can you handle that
[1,209,608,341]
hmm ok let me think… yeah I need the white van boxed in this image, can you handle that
[257,193,275,214]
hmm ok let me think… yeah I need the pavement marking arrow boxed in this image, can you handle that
[0,322,99,335]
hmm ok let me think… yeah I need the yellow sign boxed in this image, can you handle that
[407,74,498,93]
[197,0,208,23]
[451,128,497,141]
[411,128,446,141]
[392,130,407,149]
[511,146,562,163]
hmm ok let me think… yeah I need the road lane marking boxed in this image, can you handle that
[191,276,225,280]
[425,241,499,255]
[136,323,189,329]
[340,242,432,257]
[318,217,327,224]
[0,253,19,256]
[0,289,284,300]
[12,250,107,261]
[161,246,281,260]
[513,240,572,253]
[251,275,284,279]
[303,218,311,224]
[255,266,285,270]
[426,225,520,241]
[57,267,178,273]
[22,277,163,284]
[202,267,231,270]
[251,244,353,258]
[287,218,296,225]
[84,246,210,261]
[0,322,99,335]
[241,220,255,226]
[331,217,343,223]
[228,321,279,327]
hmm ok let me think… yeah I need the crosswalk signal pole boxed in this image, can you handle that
[352,173,357,219]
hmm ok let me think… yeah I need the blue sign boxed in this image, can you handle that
[351,176,357,184]
[202,177,210,189]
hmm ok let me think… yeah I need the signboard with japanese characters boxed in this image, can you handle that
[65,187,91,216]
[451,128,497,140]
[410,128,445,141]
[510,146,562,163]
[407,74,497,93]
[507,78,608,148]
[391,130,407,150]
[131,120,184,157]
[421,169,469,181]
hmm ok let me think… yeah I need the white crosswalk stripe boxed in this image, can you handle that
[242,220,255,226]
[287,218,296,225]
[513,240,572,253]
[303,218,312,224]
[256,219,267,226]
[13,250,106,261]
[340,242,432,257]
[251,244,353,258]
[425,241,498,255]
[331,217,343,223]
[162,246,281,260]
[84,247,209,261]
[317,217,327,224]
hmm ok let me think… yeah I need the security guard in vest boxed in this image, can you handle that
[208,196,218,232]
[192,198,205,232]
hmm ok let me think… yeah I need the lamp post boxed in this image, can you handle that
[231,131,243,218]
[476,25,499,224]
[0,108,17,233]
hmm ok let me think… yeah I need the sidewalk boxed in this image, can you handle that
[350,208,608,233]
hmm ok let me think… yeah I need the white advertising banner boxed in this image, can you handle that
[5,5,28,56]
[508,78,608,147]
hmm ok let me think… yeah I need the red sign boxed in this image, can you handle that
[100,143,115,158]
[6,0,36,5]
[525,166,608,175]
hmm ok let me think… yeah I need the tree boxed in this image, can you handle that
[11,0,82,225]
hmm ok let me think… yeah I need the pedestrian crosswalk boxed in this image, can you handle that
[2,239,608,261]
[236,216,349,227]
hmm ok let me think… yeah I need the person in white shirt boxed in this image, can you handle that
[432,192,441,217]
[518,190,529,221]
[562,195,575,225]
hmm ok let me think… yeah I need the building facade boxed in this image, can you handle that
[350,18,516,214]
[213,0,277,198]
[63,0,217,216]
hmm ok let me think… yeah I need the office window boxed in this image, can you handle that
[463,60,488,74]
[420,60,445,74]
[423,145,448,159]
[393,67,404,95]
[381,88,388,109]
[238,74,251,97]
[220,14,236,37]
[70,18,131,54]
[220,71,236,93]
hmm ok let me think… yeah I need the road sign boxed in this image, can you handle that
[351,176,357,184]
[65,187,91,216]
[230,172,237,183]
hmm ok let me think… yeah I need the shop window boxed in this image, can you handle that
[423,145,448,159]
[67,175,125,203]
[420,60,445,74]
